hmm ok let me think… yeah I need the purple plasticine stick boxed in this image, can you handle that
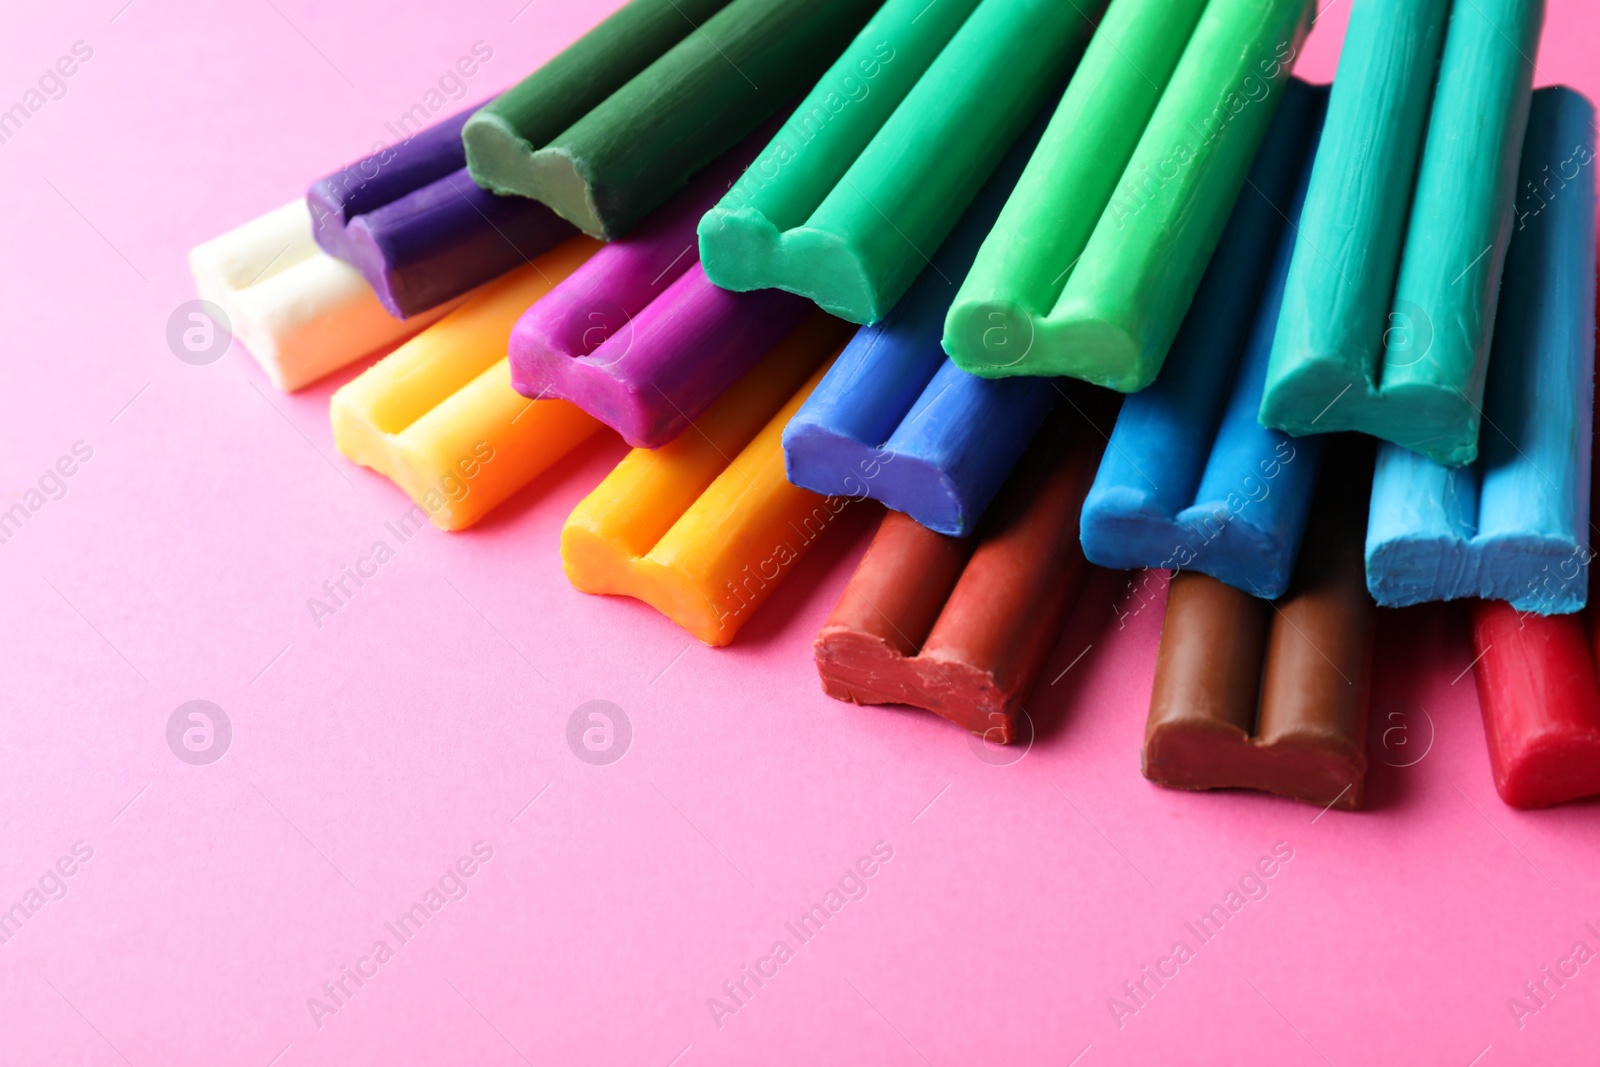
[308,104,574,319]
[311,109,478,234]
[509,132,810,448]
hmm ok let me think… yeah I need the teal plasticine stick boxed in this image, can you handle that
[521,0,880,239]
[699,0,1098,325]
[1258,0,1452,441]
[462,0,735,200]
[942,0,1210,377]
[698,0,983,301]
[1260,0,1544,467]
[998,0,1316,391]
[1374,0,1543,462]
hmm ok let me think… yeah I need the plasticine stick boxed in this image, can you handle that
[518,265,809,449]
[698,0,982,303]
[942,0,1209,375]
[1366,87,1596,613]
[1261,0,1544,465]
[464,0,736,200]
[561,315,855,645]
[812,407,1105,741]
[308,104,573,319]
[331,238,606,531]
[1471,601,1600,808]
[519,0,881,239]
[189,201,461,392]
[1261,0,1452,440]
[1143,441,1375,809]
[1080,80,1326,599]
[509,134,811,448]
[953,0,1317,390]
[698,0,1094,324]
[781,96,1060,537]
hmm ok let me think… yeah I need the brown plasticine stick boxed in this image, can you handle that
[1143,440,1375,809]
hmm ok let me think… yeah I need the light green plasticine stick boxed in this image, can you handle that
[956,0,1317,391]
[1259,0,1544,467]
[942,0,1211,378]
[698,0,1098,325]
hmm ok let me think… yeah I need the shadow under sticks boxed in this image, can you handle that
[730,499,885,652]
[1361,600,1471,811]
[1026,566,1132,749]
[466,430,630,536]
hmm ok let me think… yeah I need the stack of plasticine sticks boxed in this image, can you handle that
[189,0,1600,812]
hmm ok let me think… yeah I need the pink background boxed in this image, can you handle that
[2,2,1598,1064]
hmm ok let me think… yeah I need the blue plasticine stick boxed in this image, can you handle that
[1173,232,1327,594]
[1366,87,1597,614]
[781,100,1058,537]
[874,358,1057,532]
[1080,79,1326,600]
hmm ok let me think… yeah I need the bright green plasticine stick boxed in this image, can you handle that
[462,0,735,201]
[699,0,1098,325]
[1257,0,1452,447]
[521,0,880,239]
[1260,0,1543,467]
[942,0,1210,377]
[697,0,984,303]
[982,0,1317,391]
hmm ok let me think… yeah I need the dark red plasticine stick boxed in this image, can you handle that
[813,405,1105,741]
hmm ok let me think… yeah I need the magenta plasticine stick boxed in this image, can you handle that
[511,169,726,370]
[512,262,810,448]
[509,131,812,448]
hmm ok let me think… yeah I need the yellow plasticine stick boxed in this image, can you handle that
[563,314,855,645]
[331,237,607,531]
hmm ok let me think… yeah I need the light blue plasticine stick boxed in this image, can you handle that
[1366,86,1597,614]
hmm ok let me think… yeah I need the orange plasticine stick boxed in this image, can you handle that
[562,313,854,645]
[332,237,607,531]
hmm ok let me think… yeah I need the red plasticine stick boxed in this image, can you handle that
[1468,272,1600,808]
[1470,602,1600,808]
[813,401,1106,741]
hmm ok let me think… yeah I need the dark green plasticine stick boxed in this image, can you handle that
[463,0,735,199]
[698,0,1093,325]
[520,0,881,240]
[1259,0,1544,467]
[953,0,1317,391]
[942,0,1210,376]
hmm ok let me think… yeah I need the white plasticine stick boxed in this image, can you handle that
[188,201,463,391]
